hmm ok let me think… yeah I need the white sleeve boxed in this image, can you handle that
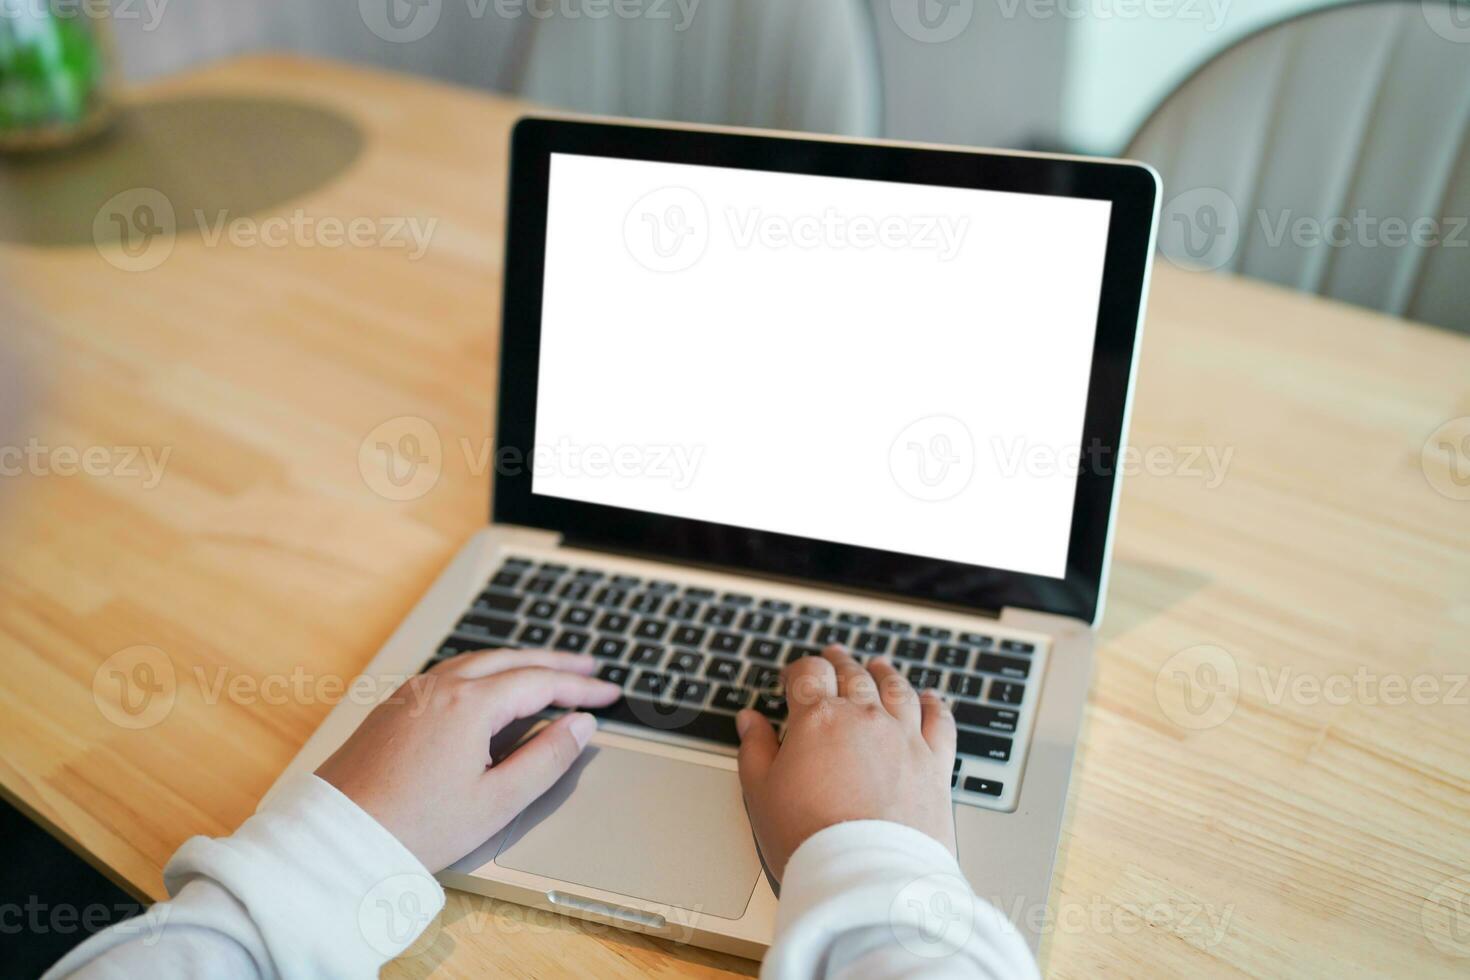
[43,774,445,980]
[763,820,1039,980]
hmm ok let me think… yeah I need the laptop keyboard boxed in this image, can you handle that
[429,556,1042,805]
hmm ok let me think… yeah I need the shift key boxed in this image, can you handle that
[957,728,1012,762]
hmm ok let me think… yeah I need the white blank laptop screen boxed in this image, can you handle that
[533,153,1113,580]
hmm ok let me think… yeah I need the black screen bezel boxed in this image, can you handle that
[495,117,1157,625]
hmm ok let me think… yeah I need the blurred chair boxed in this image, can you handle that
[1129,0,1470,333]
[514,0,882,136]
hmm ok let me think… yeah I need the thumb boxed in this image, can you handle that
[481,712,597,822]
[735,709,779,796]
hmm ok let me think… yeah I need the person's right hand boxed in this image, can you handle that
[735,645,958,883]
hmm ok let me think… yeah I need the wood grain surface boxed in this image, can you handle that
[0,54,1466,978]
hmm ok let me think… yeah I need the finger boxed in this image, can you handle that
[735,709,779,795]
[866,656,920,725]
[434,648,597,679]
[479,668,621,732]
[822,645,878,705]
[481,711,598,819]
[919,689,957,758]
[782,654,836,716]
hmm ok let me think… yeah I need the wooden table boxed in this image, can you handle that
[1,55,1467,979]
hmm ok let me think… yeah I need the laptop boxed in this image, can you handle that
[270,117,1160,960]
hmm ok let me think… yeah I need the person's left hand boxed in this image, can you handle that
[316,649,620,872]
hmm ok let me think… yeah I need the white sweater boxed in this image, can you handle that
[44,775,1038,979]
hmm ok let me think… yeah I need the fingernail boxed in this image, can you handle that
[735,710,753,739]
[568,712,597,748]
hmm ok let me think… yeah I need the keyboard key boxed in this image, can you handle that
[456,613,516,642]
[597,613,632,634]
[592,696,739,745]
[647,580,678,593]
[630,643,664,667]
[592,637,627,660]
[555,630,591,653]
[878,619,912,633]
[739,611,774,634]
[907,667,942,690]
[838,612,871,627]
[666,599,701,621]
[855,632,890,654]
[574,568,604,581]
[596,664,630,686]
[706,657,742,682]
[595,587,629,607]
[633,619,669,641]
[684,587,715,600]
[628,593,663,615]
[668,651,704,673]
[476,591,522,614]
[562,605,594,627]
[559,581,591,600]
[672,678,711,704]
[702,606,736,627]
[815,625,851,645]
[959,632,996,649]
[760,599,793,613]
[894,639,930,662]
[432,634,486,660]
[747,639,782,662]
[951,773,959,788]
[632,670,671,697]
[722,592,754,607]
[745,665,780,691]
[978,653,1030,679]
[787,644,822,662]
[754,691,787,720]
[990,681,1025,705]
[712,685,751,712]
[947,673,984,699]
[612,574,642,588]
[710,631,744,654]
[536,562,568,576]
[671,625,706,648]
[1001,639,1036,655]
[954,702,1019,733]
[798,605,832,620]
[523,576,557,595]
[957,729,1012,762]
[491,570,521,589]
[778,617,812,640]
[919,626,953,641]
[963,776,1003,797]
[502,556,533,569]
[518,623,554,647]
[934,645,969,669]
[527,599,560,620]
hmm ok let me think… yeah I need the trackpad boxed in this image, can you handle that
[493,745,761,920]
